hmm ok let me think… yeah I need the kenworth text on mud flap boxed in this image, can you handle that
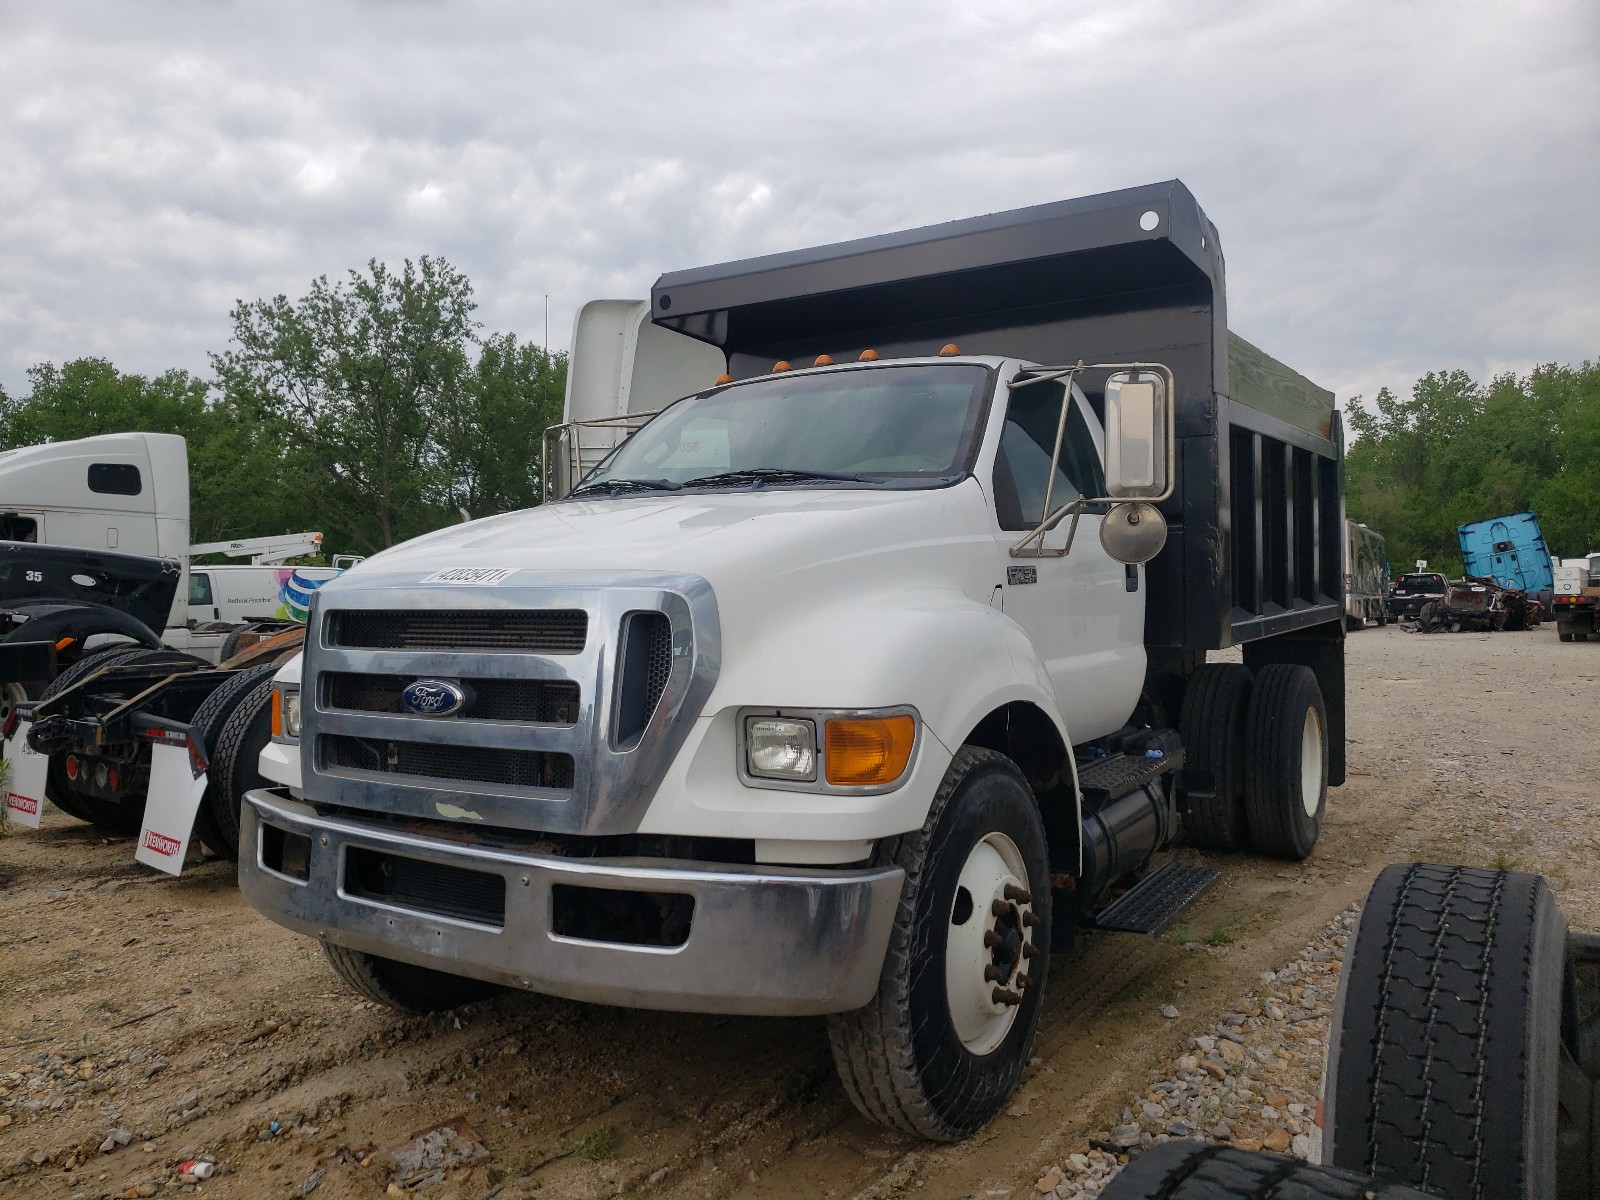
[235,180,1349,1140]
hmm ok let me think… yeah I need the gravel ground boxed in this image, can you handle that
[1029,908,1357,1198]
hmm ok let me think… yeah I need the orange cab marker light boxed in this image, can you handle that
[55,636,75,651]
[270,690,283,738]
[825,715,916,787]
[858,349,880,361]
[772,360,792,372]
[814,354,834,366]
[938,343,960,357]
[714,373,733,385]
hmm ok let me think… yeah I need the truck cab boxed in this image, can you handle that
[237,180,1347,1141]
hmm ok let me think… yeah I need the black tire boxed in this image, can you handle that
[1102,1141,1433,1199]
[217,627,249,664]
[1561,632,1575,643]
[1178,664,1253,852]
[1242,664,1327,860]
[1418,601,1438,631]
[1323,864,1564,1198]
[322,943,502,1014]
[38,645,157,824]
[205,674,276,858]
[826,746,1050,1141]
[187,664,280,858]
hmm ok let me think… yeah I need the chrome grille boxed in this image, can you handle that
[321,735,575,791]
[323,672,580,724]
[327,609,587,654]
[303,574,719,836]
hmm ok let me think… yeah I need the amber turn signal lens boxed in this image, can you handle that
[825,716,916,786]
[270,689,283,738]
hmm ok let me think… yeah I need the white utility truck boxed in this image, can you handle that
[237,181,1348,1139]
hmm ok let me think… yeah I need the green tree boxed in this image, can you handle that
[212,257,478,552]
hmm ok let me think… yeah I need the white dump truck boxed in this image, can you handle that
[237,180,1349,1139]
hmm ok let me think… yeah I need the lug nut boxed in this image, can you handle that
[1016,972,1035,990]
[1022,911,1042,928]
[983,964,1010,983]
[983,930,1005,950]
[991,898,1011,919]
[1003,884,1033,904]
[1021,942,1040,960]
[991,987,1023,1007]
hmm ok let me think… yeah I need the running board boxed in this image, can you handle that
[1091,858,1222,935]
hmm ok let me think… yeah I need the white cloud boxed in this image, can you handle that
[0,0,1594,407]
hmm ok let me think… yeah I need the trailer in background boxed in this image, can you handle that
[1343,520,1388,629]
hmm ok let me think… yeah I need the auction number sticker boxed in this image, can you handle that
[420,568,519,586]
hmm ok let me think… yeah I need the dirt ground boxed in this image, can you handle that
[2,625,1597,1200]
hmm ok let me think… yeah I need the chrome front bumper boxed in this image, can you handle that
[239,789,904,1016]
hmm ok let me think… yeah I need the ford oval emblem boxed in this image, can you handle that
[401,679,473,717]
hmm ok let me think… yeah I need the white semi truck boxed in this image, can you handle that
[237,181,1349,1139]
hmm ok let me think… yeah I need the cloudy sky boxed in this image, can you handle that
[1,1,1595,413]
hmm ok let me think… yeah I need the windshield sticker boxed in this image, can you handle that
[420,568,519,586]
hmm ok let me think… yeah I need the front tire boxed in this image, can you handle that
[827,746,1050,1141]
[322,943,502,1014]
[1242,664,1327,860]
[1323,864,1563,1198]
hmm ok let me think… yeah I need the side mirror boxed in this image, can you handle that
[1104,370,1171,501]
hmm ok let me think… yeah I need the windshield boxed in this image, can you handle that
[1395,574,1444,590]
[570,363,991,497]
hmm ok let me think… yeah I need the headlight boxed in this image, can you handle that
[272,687,301,741]
[744,716,817,781]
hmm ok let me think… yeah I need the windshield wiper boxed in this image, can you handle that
[566,477,682,499]
[679,468,877,490]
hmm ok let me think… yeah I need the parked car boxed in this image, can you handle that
[1387,571,1446,619]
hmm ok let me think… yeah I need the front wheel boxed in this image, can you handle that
[322,943,502,1014]
[827,746,1050,1141]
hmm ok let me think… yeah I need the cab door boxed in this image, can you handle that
[988,378,1145,741]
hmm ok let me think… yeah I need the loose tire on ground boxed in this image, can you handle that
[187,664,279,858]
[205,674,277,858]
[826,746,1051,1141]
[38,645,160,826]
[1242,664,1327,860]
[1178,663,1254,852]
[1101,1141,1433,1199]
[322,943,502,1014]
[1323,863,1564,1199]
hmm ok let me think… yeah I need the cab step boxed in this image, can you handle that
[1091,858,1221,935]
[1076,744,1182,808]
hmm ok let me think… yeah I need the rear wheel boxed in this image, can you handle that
[322,943,502,1014]
[206,675,276,858]
[38,646,155,824]
[1178,664,1253,852]
[187,664,279,858]
[1242,664,1327,860]
[827,746,1050,1141]
[1561,632,1574,643]
[42,647,205,833]
[1324,864,1563,1198]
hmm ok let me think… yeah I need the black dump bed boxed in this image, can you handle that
[650,179,1344,654]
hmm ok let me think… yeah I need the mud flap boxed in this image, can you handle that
[2,718,47,829]
[135,742,208,875]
